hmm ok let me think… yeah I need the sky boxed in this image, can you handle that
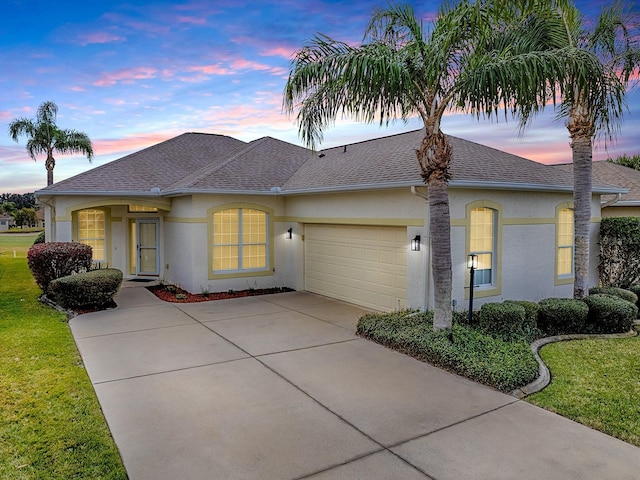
[1,0,639,194]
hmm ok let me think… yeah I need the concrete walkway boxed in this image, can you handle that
[70,286,640,480]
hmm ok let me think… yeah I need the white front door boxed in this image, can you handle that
[136,219,159,276]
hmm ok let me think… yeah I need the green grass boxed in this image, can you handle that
[528,333,640,447]
[0,234,127,479]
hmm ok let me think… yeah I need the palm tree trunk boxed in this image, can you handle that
[45,153,55,186]
[428,177,453,330]
[568,105,595,299]
[417,126,453,330]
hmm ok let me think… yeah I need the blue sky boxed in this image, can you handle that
[1,0,638,194]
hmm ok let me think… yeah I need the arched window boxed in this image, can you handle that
[469,207,496,286]
[557,207,574,277]
[77,209,106,262]
[212,207,268,272]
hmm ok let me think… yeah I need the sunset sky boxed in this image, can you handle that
[1,0,638,194]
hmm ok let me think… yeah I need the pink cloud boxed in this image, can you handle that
[177,16,206,25]
[69,86,86,92]
[77,32,125,46]
[0,111,11,121]
[260,46,295,58]
[93,67,159,86]
[92,131,182,157]
[188,64,231,75]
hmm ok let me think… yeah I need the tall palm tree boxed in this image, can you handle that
[474,1,639,299]
[560,2,639,299]
[9,101,94,186]
[284,1,557,330]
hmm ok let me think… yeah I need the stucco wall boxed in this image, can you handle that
[47,187,602,311]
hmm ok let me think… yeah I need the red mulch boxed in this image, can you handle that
[147,285,294,303]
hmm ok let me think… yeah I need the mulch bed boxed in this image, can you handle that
[147,285,294,303]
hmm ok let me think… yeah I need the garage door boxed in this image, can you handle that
[304,224,407,311]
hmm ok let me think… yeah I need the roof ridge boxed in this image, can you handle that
[165,137,273,190]
[600,161,640,188]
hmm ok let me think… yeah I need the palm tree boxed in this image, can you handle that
[9,101,94,186]
[561,3,639,299]
[478,1,639,299]
[284,1,556,330]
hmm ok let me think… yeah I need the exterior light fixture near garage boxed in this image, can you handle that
[286,227,293,239]
[411,235,421,251]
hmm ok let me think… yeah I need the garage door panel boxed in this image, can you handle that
[305,224,407,312]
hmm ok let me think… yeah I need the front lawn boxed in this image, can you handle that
[0,233,127,479]
[528,334,640,447]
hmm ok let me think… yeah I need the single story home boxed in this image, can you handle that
[0,214,14,231]
[36,130,624,312]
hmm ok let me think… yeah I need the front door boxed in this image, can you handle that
[136,219,159,276]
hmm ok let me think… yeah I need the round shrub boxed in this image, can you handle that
[48,268,123,309]
[478,302,527,341]
[589,287,638,305]
[27,242,93,292]
[538,298,589,335]
[583,294,637,334]
[627,285,640,316]
[32,231,46,245]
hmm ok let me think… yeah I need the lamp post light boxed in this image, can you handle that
[467,254,478,325]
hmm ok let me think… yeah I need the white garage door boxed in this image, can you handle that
[304,224,407,311]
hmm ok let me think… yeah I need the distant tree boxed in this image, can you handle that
[0,193,36,210]
[0,201,17,216]
[8,101,93,186]
[608,153,640,170]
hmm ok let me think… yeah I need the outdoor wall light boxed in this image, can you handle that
[467,253,478,324]
[286,227,293,239]
[411,235,421,251]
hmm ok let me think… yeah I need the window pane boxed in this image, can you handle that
[212,208,268,272]
[78,209,105,261]
[470,208,494,286]
[557,208,574,275]
[213,245,238,271]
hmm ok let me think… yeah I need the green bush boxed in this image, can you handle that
[478,302,534,342]
[32,231,46,245]
[589,287,638,305]
[538,298,589,335]
[627,285,640,316]
[27,242,93,293]
[583,294,637,334]
[599,217,640,288]
[356,311,538,392]
[49,269,123,309]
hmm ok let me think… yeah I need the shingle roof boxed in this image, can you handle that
[554,161,637,204]
[40,133,248,194]
[282,129,582,192]
[37,128,624,197]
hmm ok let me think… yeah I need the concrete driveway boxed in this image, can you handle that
[70,286,640,480]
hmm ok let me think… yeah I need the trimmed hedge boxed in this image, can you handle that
[583,294,637,334]
[356,311,538,392]
[32,231,46,245]
[588,287,638,305]
[49,269,123,309]
[627,285,640,316]
[27,242,93,292]
[538,298,589,335]
[478,301,538,342]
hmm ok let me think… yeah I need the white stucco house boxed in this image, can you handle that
[35,129,624,312]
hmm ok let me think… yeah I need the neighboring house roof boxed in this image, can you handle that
[37,129,624,197]
[554,161,637,205]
